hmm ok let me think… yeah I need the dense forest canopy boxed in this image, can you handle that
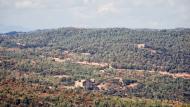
[1,28,190,73]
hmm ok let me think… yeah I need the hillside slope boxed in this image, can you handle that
[1,28,190,73]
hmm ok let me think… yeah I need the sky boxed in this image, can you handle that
[0,0,190,32]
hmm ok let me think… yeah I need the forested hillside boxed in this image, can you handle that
[1,28,190,73]
[1,28,190,106]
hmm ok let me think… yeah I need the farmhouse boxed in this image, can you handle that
[136,44,145,48]
[75,79,86,88]
[74,79,97,90]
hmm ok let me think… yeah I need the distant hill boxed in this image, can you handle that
[4,31,25,36]
[0,25,31,33]
[1,27,190,73]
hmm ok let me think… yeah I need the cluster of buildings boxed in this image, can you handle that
[73,78,139,97]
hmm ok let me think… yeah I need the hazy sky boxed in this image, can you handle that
[0,0,190,32]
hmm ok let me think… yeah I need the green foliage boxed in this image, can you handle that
[0,28,190,106]
[2,28,190,72]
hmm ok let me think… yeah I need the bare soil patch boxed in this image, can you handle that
[0,47,20,52]
[51,57,70,62]
[159,71,190,79]
[76,61,109,67]
[127,83,138,88]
